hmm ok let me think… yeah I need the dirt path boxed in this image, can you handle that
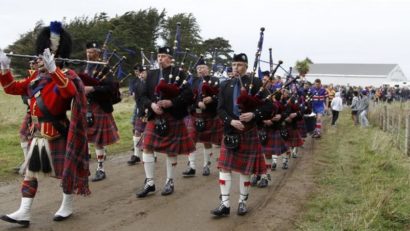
[0,137,317,231]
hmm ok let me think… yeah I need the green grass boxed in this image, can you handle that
[296,111,410,230]
[0,89,135,182]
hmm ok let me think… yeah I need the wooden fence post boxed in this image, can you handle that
[383,106,387,131]
[406,115,410,157]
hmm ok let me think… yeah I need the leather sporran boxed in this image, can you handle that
[154,118,168,137]
[224,134,240,150]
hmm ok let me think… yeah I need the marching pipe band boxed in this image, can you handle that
[0,20,327,228]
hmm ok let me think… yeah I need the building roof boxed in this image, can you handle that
[297,63,398,76]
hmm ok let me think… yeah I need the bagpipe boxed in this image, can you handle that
[194,56,220,132]
[236,27,266,113]
[153,22,190,136]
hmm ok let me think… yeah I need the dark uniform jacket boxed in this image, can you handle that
[140,65,193,120]
[217,75,273,134]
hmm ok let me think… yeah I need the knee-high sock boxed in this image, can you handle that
[95,148,105,171]
[203,146,212,167]
[142,152,155,186]
[166,156,177,181]
[283,151,290,163]
[315,121,322,134]
[20,142,29,159]
[219,172,232,207]
[239,174,251,203]
[272,154,279,164]
[188,151,196,169]
[21,179,38,198]
[132,136,141,157]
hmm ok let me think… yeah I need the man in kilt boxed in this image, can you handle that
[257,92,289,187]
[183,58,222,177]
[136,46,195,198]
[127,64,147,165]
[282,89,304,165]
[211,53,273,217]
[0,22,90,227]
[80,41,120,182]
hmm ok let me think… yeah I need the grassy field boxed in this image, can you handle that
[296,111,410,230]
[0,89,135,181]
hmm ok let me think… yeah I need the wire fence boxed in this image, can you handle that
[368,101,410,156]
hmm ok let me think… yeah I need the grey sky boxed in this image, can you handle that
[0,0,409,78]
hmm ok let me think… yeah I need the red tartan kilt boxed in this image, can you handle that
[87,102,119,146]
[185,116,195,137]
[19,114,31,141]
[285,125,304,147]
[262,128,288,156]
[144,114,196,156]
[218,127,266,175]
[190,113,223,145]
[297,119,307,138]
[47,137,67,178]
[134,118,146,135]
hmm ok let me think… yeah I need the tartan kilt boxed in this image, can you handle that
[285,125,304,147]
[185,115,195,138]
[134,118,146,135]
[87,102,119,147]
[262,128,288,156]
[297,118,307,138]
[144,113,195,156]
[48,137,67,178]
[218,127,267,175]
[19,113,31,141]
[191,113,223,145]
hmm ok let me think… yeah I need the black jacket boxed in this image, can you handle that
[217,75,273,133]
[79,64,116,113]
[140,65,193,120]
[189,75,220,116]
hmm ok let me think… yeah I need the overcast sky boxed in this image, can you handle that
[0,0,409,78]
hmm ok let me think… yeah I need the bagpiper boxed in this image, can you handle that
[80,41,120,182]
[211,53,273,216]
[0,21,90,227]
[136,46,195,198]
[183,57,222,177]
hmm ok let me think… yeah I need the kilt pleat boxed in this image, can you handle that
[218,127,266,175]
[285,125,304,147]
[87,102,119,146]
[144,114,196,156]
[262,128,288,156]
[187,113,223,145]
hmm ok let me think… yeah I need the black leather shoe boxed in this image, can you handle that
[91,170,106,182]
[251,175,261,186]
[136,183,156,198]
[127,155,141,165]
[257,178,268,188]
[53,214,72,222]
[211,203,230,217]
[182,168,196,177]
[271,163,277,171]
[202,165,210,176]
[1,215,30,228]
[237,202,248,216]
[161,179,174,196]
[282,161,289,170]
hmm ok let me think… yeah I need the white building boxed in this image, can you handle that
[293,63,408,87]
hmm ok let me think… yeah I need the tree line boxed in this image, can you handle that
[5,8,233,78]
